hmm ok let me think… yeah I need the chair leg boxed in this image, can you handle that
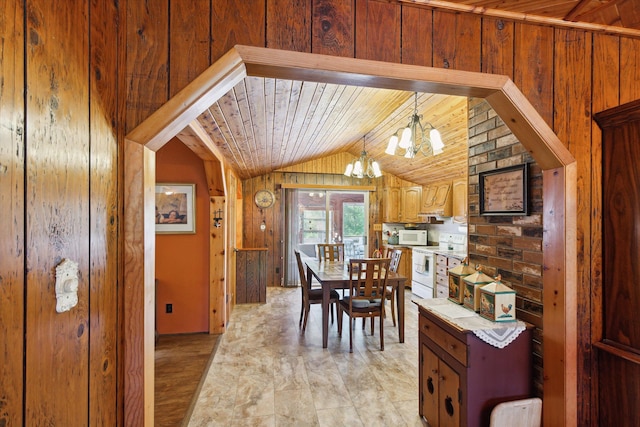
[349,315,354,353]
[390,291,396,327]
[380,313,384,351]
[337,305,343,336]
[370,316,374,335]
[299,306,304,326]
[302,304,310,333]
[330,302,335,324]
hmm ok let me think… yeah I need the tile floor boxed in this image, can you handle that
[187,286,425,426]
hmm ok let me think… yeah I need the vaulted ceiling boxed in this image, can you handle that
[167,0,638,187]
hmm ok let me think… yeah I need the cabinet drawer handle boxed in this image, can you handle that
[445,396,455,417]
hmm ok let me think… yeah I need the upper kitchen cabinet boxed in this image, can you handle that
[402,186,422,223]
[383,186,422,223]
[421,182,452,217]
[452,178,468,223]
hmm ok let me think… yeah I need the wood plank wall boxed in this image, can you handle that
[0,0,123,425]
[3,0,639,425]
[119,1,640,425]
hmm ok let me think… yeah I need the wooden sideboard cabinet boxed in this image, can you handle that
[235,248,268,303]
[417,300,532,427]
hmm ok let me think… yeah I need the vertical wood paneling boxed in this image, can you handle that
[312,0,355,57]
[267,0,311,52]
[169,0,211,96]
[554,29,591,427]
[481,17,514,78]
[401,5,433,66]
[210,195,226,332]
[589,32,620,426]
[432,11,481,72]
[125,0,169,133]
[513,23,554,127]
[211,0,266,61]
[620,38,640,103]
[0,0,24,425]
[123,140,156,427]
[89,0,121,424]
[26,0,90,424]
[355,0,400,62]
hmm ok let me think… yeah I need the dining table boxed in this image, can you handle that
[304,257,407,349]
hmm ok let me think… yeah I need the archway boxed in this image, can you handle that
[124,45,576,426]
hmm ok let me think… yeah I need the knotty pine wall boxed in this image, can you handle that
[0,0,123,425]
[2,0,638,425]
[124,2,640,424]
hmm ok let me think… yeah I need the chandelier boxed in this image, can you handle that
[344,137,382,179]
[385,92,444,158]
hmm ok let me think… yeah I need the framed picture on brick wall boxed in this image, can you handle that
[479,164,528,216]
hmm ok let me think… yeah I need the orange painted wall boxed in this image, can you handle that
[155,139,210,334]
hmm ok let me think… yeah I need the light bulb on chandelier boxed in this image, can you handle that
[344,136,382,179]
[385,92,444,158]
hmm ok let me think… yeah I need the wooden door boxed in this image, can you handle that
[402,186,422,222]
[422,344,440,426]
[421,185,437,212]
[383,187,401,222]
[595,99,640,426]
[439,359,461,427]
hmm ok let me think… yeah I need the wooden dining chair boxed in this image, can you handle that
[294,250,340,333]
[337,257,390,352]
[384,249,402,327]
[317,243,344,262]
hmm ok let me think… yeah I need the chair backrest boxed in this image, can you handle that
[348,258,391,305]
[389,249,402,273]
[317,243,344,261]
[294,250,309,288]
[294,250,311,303]
[489,397,542,427]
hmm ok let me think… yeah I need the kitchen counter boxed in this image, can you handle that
[433,249,467,260]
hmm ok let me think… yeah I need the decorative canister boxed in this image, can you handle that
[462,266,494,312]
[447,257,476,304]
[479,275,517,322]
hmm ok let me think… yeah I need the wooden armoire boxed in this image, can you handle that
[595,99,640,425]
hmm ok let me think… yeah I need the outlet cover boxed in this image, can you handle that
[166,303,173,313]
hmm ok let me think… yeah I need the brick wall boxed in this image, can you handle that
[467,98,544,394]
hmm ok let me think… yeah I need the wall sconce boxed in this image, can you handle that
[260,220,266,232]
[213,209,223,228]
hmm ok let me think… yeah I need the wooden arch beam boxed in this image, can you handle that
[124,45,577,426]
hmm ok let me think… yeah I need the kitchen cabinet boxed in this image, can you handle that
[418,300,533,426]
[421,182,452,217]
[452,178,468,223]
[435,254,461,299]
[382,245,412,285]
[382,186,422,223]
[401,186,422,223]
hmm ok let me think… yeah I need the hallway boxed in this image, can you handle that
[186,286,423,426]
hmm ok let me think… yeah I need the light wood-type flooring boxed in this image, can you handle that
[155,332,220,426]
[178,286,424,426]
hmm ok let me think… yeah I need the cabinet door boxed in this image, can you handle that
[402,186,422,222]
[439,359,461,427]
[383,187,401,222]
[422,185,437,212]
[452,179,467,222]
[422,344,440,426]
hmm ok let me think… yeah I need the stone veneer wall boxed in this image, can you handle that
[467,98,544,394]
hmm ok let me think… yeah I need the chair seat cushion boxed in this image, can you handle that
[309,288,340,300]
[342,295,382,309]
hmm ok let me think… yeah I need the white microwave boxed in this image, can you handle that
[398,229,428,246]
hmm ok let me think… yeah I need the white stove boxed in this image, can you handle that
[411,233,467,299]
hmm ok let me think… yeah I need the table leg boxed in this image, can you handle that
[322,282,329,348]
[397,279,405,343]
